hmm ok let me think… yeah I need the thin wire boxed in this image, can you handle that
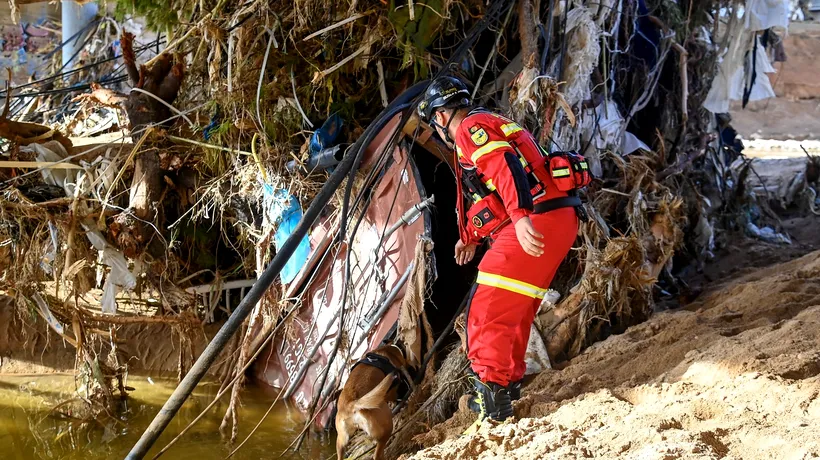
[7,75,129,100]
[0,38,166,97]
[129,87,196,128]
[256,28,278,133]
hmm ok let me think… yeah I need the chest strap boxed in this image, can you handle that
[351,352,401,390]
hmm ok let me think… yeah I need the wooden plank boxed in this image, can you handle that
[0,160,82,169]
[403,113,454,168]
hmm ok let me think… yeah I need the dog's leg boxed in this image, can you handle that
[374,439,387,460]
[336,418,351,460]
[361,405,393,460]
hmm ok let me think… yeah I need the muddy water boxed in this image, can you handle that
[0,374,334,460]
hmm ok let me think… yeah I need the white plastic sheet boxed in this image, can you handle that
[704,0,789,113]
[32,293,65,336]
[82,220,137,314]
[579,100,651,174]
[745,0,790,31]
[20,142,77,196]
[524,290,562,375]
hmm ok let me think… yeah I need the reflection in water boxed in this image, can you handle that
[0,374,334,460]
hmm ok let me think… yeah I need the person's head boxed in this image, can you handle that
[418,76,471,146]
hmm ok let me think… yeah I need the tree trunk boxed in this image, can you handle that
[108,33,185,258]
[519,0,539,70]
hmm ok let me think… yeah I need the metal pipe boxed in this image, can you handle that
[285,144,344,173]
[62,1,98,67]
[382,195,436,242]
[355,195,436,299]
[295,261,413,407]
[357,261,415,348]
[282,307,341,399]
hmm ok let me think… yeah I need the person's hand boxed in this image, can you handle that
[454,240,477,266]
[515,217,545,257]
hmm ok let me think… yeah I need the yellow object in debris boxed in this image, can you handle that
[250,133,268,182]
[462,415,484,436]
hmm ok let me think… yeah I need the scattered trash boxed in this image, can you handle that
[746,221,792,245]
[262,187,311,285]
[31,293,64,336]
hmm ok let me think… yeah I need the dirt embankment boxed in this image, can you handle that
[0,298,230,377]
[407,243,820,459]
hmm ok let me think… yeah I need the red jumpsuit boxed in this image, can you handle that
[455,110,578,387]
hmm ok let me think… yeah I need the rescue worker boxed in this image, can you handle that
[417,76,584,423]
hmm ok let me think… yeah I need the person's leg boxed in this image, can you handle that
[466,281,525,387]
[465,208,578,418]
[497,209,579,388]
[464,241,530,421]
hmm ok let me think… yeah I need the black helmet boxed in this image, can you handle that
[417,76,471,123]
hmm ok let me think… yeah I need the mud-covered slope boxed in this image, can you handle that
[407,249,820,459]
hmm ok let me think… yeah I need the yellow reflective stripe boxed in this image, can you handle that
[457,146,464,158]
[519,156,528,168]
[500,123,523,136]
[484,179,496,191]
[580,162,589,170]
[470,141,511,163]
[472,193,482,202]
[476,271,547,299]
[552,168,571,178]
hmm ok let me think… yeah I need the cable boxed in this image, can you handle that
[0,38,166,97]
[8,76,129,99]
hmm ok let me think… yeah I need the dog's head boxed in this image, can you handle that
[373,343,409,371]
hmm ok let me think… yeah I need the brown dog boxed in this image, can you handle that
[335,344,413,460]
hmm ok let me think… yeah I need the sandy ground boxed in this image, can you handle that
[407,239,820,460]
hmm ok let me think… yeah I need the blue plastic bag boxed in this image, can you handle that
[263,186,311,285]
[309,113,343,155]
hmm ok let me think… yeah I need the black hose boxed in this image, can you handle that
[9,76,129,99]
[299,95,420,423]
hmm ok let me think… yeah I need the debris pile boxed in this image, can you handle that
[0,0,815,456]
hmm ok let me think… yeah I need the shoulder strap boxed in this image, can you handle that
[466,107,491,117]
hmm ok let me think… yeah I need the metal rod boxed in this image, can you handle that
[382,195,436,243]
[282,307,341,399]
[354,195,435,299]
[282,254,412,401]
[354,261,415,352]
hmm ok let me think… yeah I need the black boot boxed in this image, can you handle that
[508,379,523,401]
[466,379,513,421]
